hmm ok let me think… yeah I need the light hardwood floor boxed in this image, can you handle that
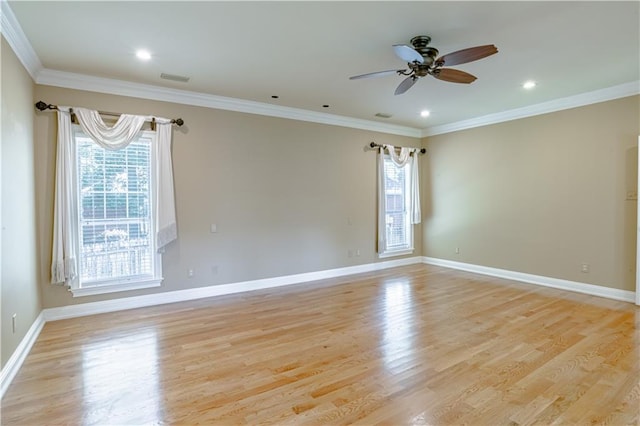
[2,264,639,425]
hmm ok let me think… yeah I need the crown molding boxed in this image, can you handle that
[4,0,635,141]
[422,80,640,137]
[0,0,42,79]
[35,66,639,140]
[35,68,422,138]
[0,0,418,139]
[2,0,419,138]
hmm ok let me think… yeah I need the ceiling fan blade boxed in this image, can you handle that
[433,68,477,84]
[393,44,424,64]
[349,69,404,80]
[394,76,418,95]
[436,45,498,67]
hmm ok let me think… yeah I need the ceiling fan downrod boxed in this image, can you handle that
[410,35,439,67]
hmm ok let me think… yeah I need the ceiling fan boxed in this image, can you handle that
[349,35,498,95]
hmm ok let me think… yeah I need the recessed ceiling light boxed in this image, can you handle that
[136,49,152,61]
[523,80,536,90]
[420,110,431,117]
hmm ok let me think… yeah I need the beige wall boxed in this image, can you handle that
[34,85,422,308]
[422,95,639,291]
[1,37,41,368]
[2,38,638,367]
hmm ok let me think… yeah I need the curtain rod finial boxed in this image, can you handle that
[173,118,184,126]
[35,101,50,111]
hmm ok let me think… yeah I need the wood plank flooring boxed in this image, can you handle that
[2,264,639,425]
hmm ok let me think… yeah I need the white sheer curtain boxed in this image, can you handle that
[410,153,421,224]
[74,107,146,150]
[155,122,177,248]
[51,108,79,285]
[376,145,421,254]
[51,107,177,286]
[377,148,387,254]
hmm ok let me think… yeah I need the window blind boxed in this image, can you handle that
[383,157,409,249]
[76,132,154,284]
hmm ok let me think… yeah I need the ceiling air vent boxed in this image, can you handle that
[375,113,393,118]
[160,73,190,83]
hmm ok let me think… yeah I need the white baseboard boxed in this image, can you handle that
[422,256,636,303]
[3,254,634,400]
[3,257,421,399]
[0,311,45,399]
[43,256,423,322]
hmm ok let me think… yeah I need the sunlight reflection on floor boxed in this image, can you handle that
[382,279,416,374]
[81,328,163,424]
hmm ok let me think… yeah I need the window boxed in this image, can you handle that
[73,128,162,296]
[378,152,418,257]
[51,108,176,296]
[383,155,412,253]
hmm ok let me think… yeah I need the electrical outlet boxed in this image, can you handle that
[355,249,361,257]
[581,263,589,273]
[188,268,194,278]
[455,247,460,254]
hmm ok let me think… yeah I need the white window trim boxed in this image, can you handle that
[378,153,415,258]
[378,247,414,259]
[71,278,162,297]
[71,126,164,297]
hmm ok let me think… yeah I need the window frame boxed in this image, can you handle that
[378,153,414,258]
[70,126,163,297]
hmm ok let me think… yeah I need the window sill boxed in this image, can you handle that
[70,278,162,297]
[378,248,414,259]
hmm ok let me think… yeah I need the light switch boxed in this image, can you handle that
[210,223,217,233]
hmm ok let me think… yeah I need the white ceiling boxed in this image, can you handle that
[7,1,640,133]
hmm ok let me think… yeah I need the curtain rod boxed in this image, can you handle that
[370,142,426,154]
[34,101,185,127]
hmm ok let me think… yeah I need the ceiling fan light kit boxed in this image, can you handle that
[350,35,498,95]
